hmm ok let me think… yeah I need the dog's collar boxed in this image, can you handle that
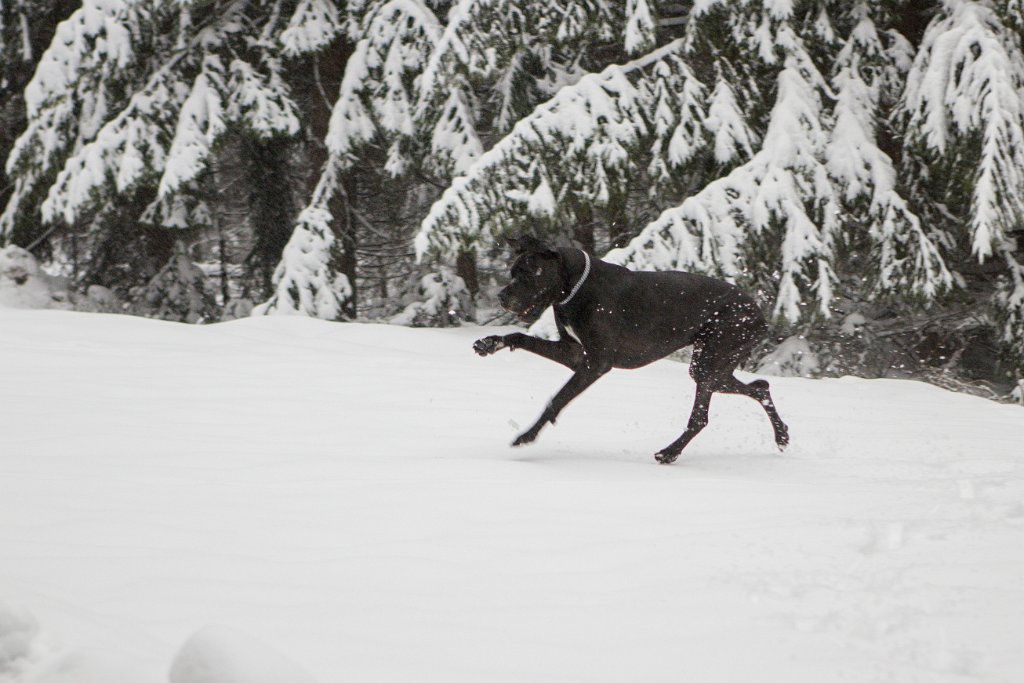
[558,250,591,306]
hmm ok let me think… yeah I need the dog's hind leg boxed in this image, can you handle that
[655,382,713,464]
[718,376,789,450]
[656,303,788,463]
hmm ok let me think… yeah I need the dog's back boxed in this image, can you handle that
[561,261,763,368]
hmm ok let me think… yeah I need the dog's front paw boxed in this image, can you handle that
[473,335,506,356]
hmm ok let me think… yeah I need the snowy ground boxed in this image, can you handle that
[1,308,1023,683]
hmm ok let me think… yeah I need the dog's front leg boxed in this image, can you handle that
[513,361,609,446]
[474,333,583,370]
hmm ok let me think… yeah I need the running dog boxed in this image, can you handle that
[473,236,789,463]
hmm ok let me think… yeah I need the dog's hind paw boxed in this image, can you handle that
[512,429,539,447]
[654,450,679,465]
[775,427,790,452]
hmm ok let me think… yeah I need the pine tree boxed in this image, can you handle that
[898,0,1024,369]
[416,39,712,261]
[257,0,446,319]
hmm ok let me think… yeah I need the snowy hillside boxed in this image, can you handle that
[1,308,1023,682]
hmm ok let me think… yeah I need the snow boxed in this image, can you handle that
[2,308,1024,682]
[610,50,840,323]
[900,0,1024,260]
[755,335,820,377]
[0,247,77,311]
[0,247,54,310]
[159,60,227,199]
[416,38,705,262]
[624,0,656,56]
[0,602,41,681]
[279,0,342,57]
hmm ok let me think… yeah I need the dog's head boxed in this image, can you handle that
[498,236,566,320]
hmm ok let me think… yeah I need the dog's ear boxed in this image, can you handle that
[507,234,555,256]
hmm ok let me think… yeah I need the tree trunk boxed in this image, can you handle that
[456,249,479,297]
[573,205,596,254]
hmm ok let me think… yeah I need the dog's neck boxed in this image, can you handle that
[558,250,591,306]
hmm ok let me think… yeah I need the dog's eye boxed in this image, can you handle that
[534,267,543,277]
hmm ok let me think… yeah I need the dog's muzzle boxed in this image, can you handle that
[498,289,530,317]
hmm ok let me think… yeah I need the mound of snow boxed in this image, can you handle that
[0,602,41,681]
[0,246,109,312]
[756,335,820,377]
[169,627,317,683]
[0,246,57,309]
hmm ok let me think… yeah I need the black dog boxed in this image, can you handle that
[473,236,789,463]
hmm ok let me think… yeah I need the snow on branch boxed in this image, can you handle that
[280,0,343,56]
[827,12,952,300]
[416,39,709,262]
[158,55,227,199]
[40,58,188,225]
[324,0,442,173]
[224,58,301,139]
[625,0,656,56]
[8,0,303,231]
[900,0,1024,261]
[608,47,839,323]
[419,0,615,97]
[1,0,137,236]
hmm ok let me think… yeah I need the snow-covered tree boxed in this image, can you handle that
[1,0,309,305]
[826,2,952,302]
[389,266,472,326]
[0,0,77,243]
[257,0,446,319]
[5,0,1024,384]
[419,0,843,322]
[260,0,624,320]
[416,39,713,261]
[898,0,1024,368]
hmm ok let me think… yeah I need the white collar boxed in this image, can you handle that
[558,251,591,306]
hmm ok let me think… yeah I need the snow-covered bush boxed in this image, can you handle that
[391,268,473,327]
[134,241,217,323]
[756,336,821,378]
[0,245,77,310]
[79,285,121,314]
[222,298,254,321]
[0,245,53,309]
